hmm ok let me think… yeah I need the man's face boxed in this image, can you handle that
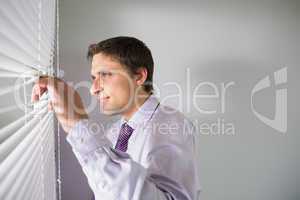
[90,53,137,115]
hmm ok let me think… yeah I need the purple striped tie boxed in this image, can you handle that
[115,123,134,152]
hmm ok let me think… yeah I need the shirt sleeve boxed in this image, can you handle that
[66,119,169,200]
[66,119,200,200]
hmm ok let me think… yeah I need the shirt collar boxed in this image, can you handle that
[120,94,160,130]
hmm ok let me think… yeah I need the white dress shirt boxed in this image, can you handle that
[67,95,201,200]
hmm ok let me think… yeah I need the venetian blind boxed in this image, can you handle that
[0,0,59,199]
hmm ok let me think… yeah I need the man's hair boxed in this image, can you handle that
[87,36,154,94]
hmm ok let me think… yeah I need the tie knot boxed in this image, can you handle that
[115,123,134,152]
[121,123,134,135]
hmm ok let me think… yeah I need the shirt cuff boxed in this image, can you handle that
[66,119,109,155]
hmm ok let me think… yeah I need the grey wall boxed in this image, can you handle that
[60,0,300,199]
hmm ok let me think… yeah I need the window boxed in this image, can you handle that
[0,0,59,199]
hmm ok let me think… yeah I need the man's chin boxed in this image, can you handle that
[99,104,130,116]
[100,108,121,116]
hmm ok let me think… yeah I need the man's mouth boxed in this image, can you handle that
[98,96,110,102]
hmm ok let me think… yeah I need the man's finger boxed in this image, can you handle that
[37,76,49,87]
[48,101,53,111]
[31,84,47,102]
[31,76,49,102]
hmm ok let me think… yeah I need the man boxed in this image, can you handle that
[32,36,201,199]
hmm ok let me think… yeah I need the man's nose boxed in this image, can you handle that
[90,78,103,95]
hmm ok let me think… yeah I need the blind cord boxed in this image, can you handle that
[56,0,62,199]
[23,77,28,124]
[37,1,46,200]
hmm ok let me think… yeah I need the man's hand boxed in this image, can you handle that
[31,76,88,133]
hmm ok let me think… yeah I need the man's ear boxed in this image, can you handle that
[135,67,148,86]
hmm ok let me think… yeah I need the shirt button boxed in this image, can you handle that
[101,181,107,189]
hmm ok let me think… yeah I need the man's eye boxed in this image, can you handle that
[99,72,112,77]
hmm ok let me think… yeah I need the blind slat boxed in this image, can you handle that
[43,121,56,200]
[0,1,55,66]
[0,114,52,199]
[0,106,19,115]
[15,155,40,200]
[0,0,57,198]
[31,174,42,200]
[22,149,43,200]
[0,77,36,96]
[0,5,37,45]
[0,107,48,162]
[0,32,52,71]
[0,70,35,78]
[8,0,54,51]
[0,113,51,179]
[0,14,41,61]
[0,35,38,68]
[0,7,52,63]
[24,0,56,46]
[0,52,42,74]
[24,157,43,200]
[1,119,52,200]
[3,136,43,200]
[0,101,48,143]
